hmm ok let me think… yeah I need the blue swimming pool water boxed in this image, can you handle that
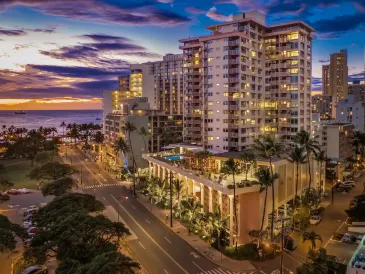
[164,155,184,161]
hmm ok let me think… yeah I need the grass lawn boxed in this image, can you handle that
[0,159,40,189]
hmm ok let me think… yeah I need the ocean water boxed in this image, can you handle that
[0,110,102,134]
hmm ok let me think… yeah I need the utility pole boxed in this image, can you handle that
[280,217,285,274]
[331,177,334,204]
[80,165,83,186]
[169,171,173,228]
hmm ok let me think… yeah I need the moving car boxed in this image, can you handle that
[18,188,31,194]
[309,215,321,225]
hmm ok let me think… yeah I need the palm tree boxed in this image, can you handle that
[138,126,150,152]
[206,205,229,249]
[295,130,320,189]
[220,158,241,250]
[255,167,279,234]
[287,145,307,213]
[172,179,185,217]
[253,134,283,241]
[239,152,257,181]
[113,137,130,165]
[314,149,326,200]
[60,121,66,137]
[122,122,137,171]
[303,231,322,249]
[181,196,203,235]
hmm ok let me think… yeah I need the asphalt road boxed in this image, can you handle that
[67,147,257,274]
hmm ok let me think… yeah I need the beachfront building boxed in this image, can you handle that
[143,145,320,245]
[180,10,314,150]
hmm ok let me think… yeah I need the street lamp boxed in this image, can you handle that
[80,165,83,186]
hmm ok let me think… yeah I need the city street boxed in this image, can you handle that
[68,147,260,274]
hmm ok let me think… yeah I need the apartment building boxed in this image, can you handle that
[322,64,330,95]
[349,80,365,102]
[336,95,365,132]
[312,94,332,120]
[329,50,348,107]
[179,10,314,152]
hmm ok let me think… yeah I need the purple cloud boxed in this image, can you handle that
[206,6,232,22]
[0,28,26,36]
[318,60,329,63]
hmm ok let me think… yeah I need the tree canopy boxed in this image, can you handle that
[28,162,77,181]
[41,177,74,196]
[0,214,27,253]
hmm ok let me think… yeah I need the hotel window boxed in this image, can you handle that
[207,136,213,140]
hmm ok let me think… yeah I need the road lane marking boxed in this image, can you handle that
[192,261,206,273]
[132,205,136,210]
[164,237,171,244]
[102,197,106,201]
[139,242,146,250]
[164,270,169,274]
[324,221,346,248]
[110,194,188,274]
[146,219,151,224]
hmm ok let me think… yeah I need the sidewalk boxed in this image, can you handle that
[137,194,256,272]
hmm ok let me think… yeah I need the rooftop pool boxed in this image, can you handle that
[164,155,184,161]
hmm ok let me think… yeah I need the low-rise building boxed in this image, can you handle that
[143,145,320,245]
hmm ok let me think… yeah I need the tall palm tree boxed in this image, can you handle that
[287,145,307,212]
[172,179,185,217]
[181,196,203,235]
[314,149,326,200]
[121,122,137,171]
[239,152,257,181]
[60,121,66,137]
[295,130,320,190]
[138,126,150,152]
[220,158,241,250]
[255,167,278,234]
[303,231,322,249]
[253,134,283,241]
[206,205,229,249]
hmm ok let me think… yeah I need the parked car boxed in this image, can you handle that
[336,184,352,192]
[342,233,356,243]
[27,205,38,210]
[23,238,32,248]
[7,189,20,195]
[24,214,33,222]
[24,208,38,217]
[22,265,47,274]
[27,227,38,234]
[356,234,364,244]
[309,215,321,225]
[23,222,33,229]
[342,181,356,187]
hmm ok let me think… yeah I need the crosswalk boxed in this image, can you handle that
[197,269,256,274]
[81,183,122,189]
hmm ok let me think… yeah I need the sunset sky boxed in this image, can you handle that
[0,0,364,110]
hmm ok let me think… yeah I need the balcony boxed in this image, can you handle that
[228,59,240,65]
[228,77,239,83]
[229,50,240,56]
[228,86,239,92]
[229,132,239,137]
[228,40,240,46]
[228,68,239,74]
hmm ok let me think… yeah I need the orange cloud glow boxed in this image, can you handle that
[0,97,102,110]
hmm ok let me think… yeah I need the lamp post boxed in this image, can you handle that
[169,171,173,228]
[80,165,83,186]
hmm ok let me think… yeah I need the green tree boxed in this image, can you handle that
[60,121,66,137]
[0,178,14,204]
[314,149,326,200]
[93,131,104,145]
[0,214,27,253]
[206,205,230,249]
[295,130,320,189]
[121,122,137,171]
[34,151,51,166]
[253,134,283,241]
[220,158,241,250]
[138,126,150,152]
[28,162,77,182]
[41,177,74,196]
[345,194,365,221]
[255,167,278,234]
[239,152,256,181]
[287,145,307,212]
[303,231,322,249]
[181,196,203,235]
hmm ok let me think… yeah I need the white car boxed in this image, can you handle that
[309,215,321,225]
[343,181,356,187]
[18,188,31,194]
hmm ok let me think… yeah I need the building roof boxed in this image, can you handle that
[213,150,282,162]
